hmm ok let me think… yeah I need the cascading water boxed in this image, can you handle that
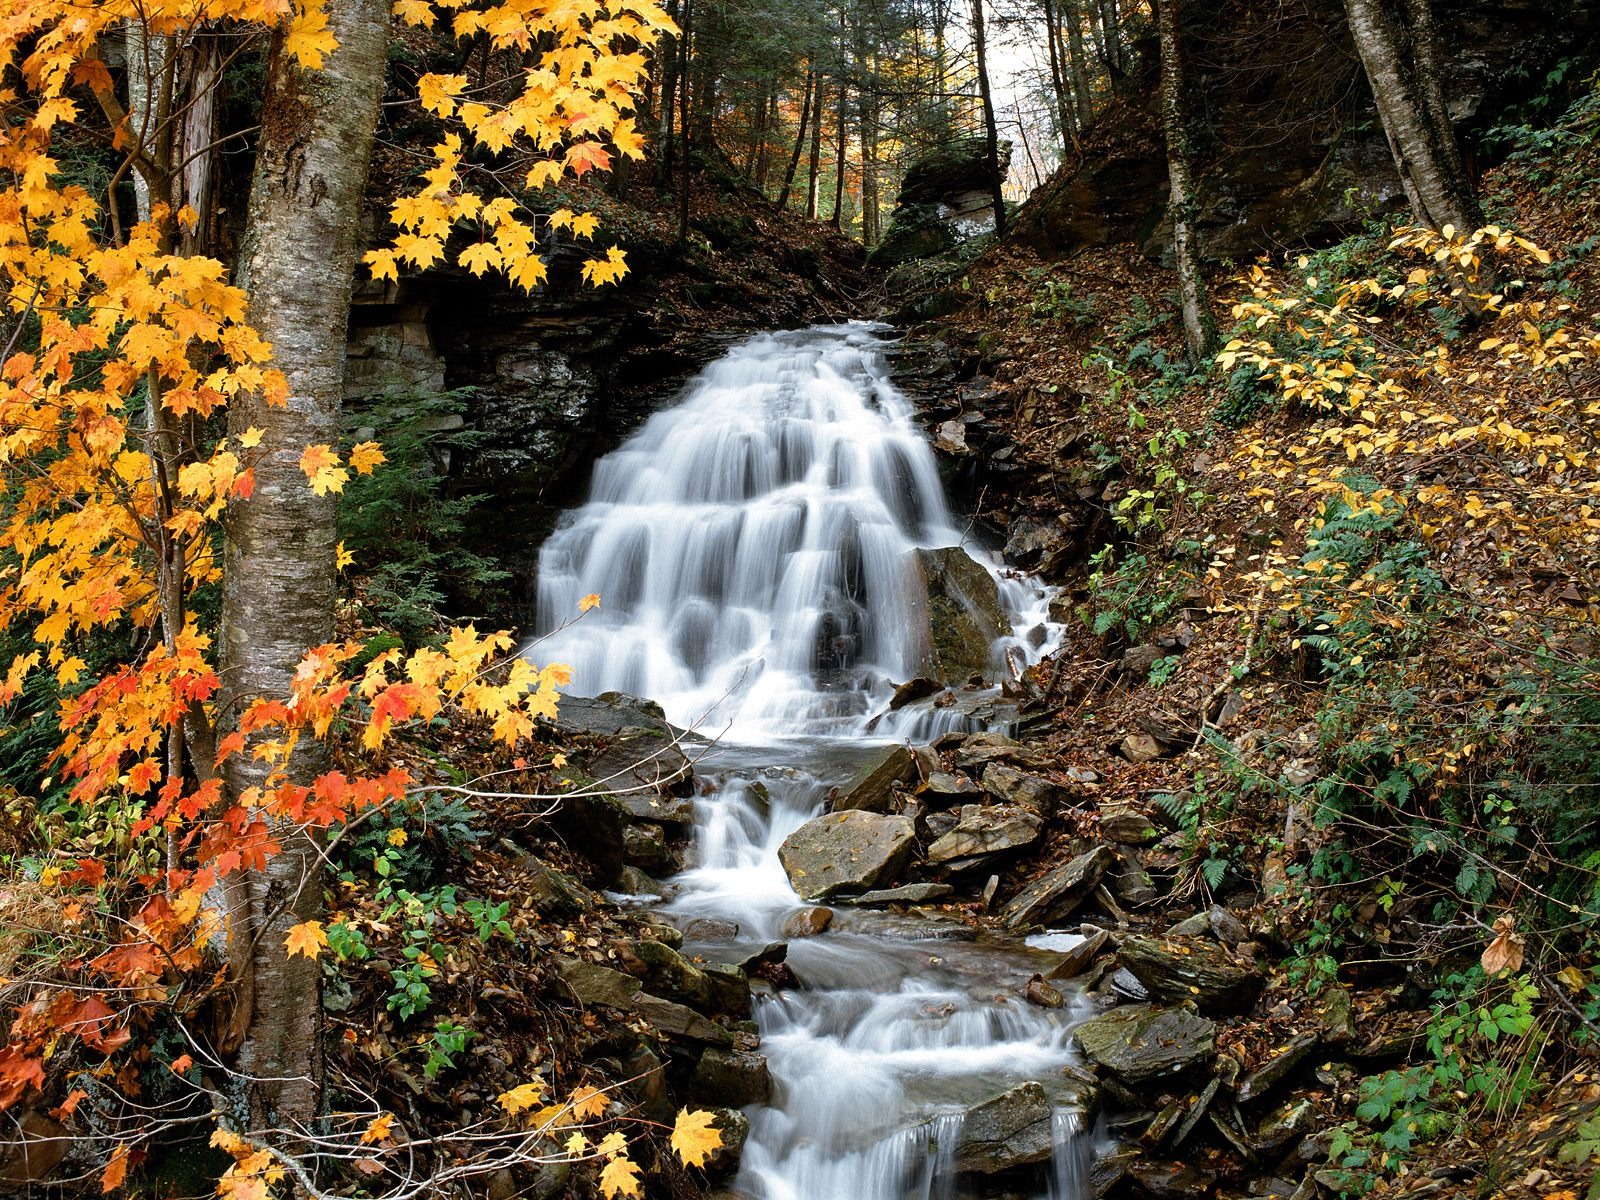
[531,324,1099,1199]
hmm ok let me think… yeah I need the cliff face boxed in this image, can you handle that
[1011,0,1600,262]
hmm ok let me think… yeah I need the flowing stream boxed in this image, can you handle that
[533,325,1099,1199]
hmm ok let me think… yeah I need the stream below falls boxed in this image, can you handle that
[531,324,1105,1199]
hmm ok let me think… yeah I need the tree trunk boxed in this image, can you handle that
[655,0,681,184]
[971,0,1006,235]
[1157,0,1217,363]
[857,55,879,247]
[805,73,826,219]
[222,0,390,1136]
[1041,0,1075,143]
[1061,0,1095,127]
[176,33,224,258]
[830,69,848,230]
[777,66,815,210]
[1401,0,1477,222]
[1342,0,1479,231]
[1098,0,1122,73]
[677,0,694,242]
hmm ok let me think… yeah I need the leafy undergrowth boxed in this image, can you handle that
[910,87,1600,1199]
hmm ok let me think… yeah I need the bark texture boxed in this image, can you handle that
[1158,0,1217,363]
[971,0,1007,236]
[1342,0,1479,231]
[222,0,390,1135]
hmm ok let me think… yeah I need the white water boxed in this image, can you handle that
[531,325,1096,1199]
[533,323,1053,743]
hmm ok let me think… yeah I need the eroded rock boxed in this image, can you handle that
[1118,935,1265,1014]
[1001,845,1116,928]
[954,1082,1054,1173]
[927,804,1043,866]
[778,810,917,900]
[1074,1004,1216,1083]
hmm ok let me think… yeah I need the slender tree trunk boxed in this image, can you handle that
[831,68,848,230]
[971,0,1007,235]
[777,66,815,210]
[176,33,223,257]
[1341,0,1479,231]
[655,0,681,184]
[858,53,880,247]
[123,23,171,222]
[222,0,390,1136]
[1041,0,1075,143]
[1063,0,1094,126]
[678,0,694,242]
[1157,0,1216,363]
[1099,0,1122,75]
[805,73,826,219]
[1401,0,1476,218]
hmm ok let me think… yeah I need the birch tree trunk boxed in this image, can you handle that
[1342,0,1479,231]
[222,0,389,1136]
[1158,0,1217,363]
[805,73,826,219]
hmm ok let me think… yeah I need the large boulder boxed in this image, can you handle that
[927,804,1043,868]
[1073,1004,1216,1084]
[911,547,1010,683]
[1000,845,1116,928]
[778,811,917,900]
[1117,935,1265,1014]
[953,1082,1054,1174]
[872,138,1015,268]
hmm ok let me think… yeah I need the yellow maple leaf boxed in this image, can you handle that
[598,1155,642,1199]
[336,541,354,571]
[569,1084,608,1120]
[286,0,339,69]
[498,1081,547,1114]
[569,211,599,240]
[348,441,387,475]
[581,246,627,288]
[579,593,601,612]
[393,0,435,24]
[238,427,264,449]
[563,1130,587,1156]
[285,920,328,960]
[670,1109,722,1168]
[299,444,349,496]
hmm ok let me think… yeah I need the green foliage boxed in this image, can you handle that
[1558,1113,1600,1200]
[1027,273,1099,325]
[340,389,509,645]
[1082,545,1186,645]
[422,1019,473,1079]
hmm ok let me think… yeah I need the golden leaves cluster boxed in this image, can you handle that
[364,0,675,292]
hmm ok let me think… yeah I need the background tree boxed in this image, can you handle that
[1157,0,1217,362]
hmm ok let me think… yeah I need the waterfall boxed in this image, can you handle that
[531,325,1093,1200]
[531,323,1051,742]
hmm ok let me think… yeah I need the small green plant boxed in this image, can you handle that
[1082,545,1186,644]
[1558,1112,1600,1200]
[1029,277,1098,325]
[422,1019,474,1079]
[1147,655,1181,687]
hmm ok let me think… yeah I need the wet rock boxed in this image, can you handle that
[889,678,943,709]
[700,963,752,1018]
[557,958,642,1009]
[691,1048,772,1107]
[935,419,972,455]
[618,793,697,825]
[614,866,668,899]
[631,993,732,1046]
[640,920,683,949]
[1045,929,1110,981]
[927,804,1043,867]
[955,733,1053,771]
[1090,1143,1140,1198]
[546,792,631,885]
[1074,1005,1216,1084]
[623,823,681,875]
[912,547,1010,683]
[622,1043,671,1120]
[1252,1097,1318,1154]
[556,694,693,799]
[1127,1160,1217,1199]
[1108,853,1160,909]
[1166,912,1213,938]
[1003,515,1071,573]
[1209,905,1250,946]
[922,771,980,803]
[832,745,918,813]
[1109,968,1151,1003]
[979,763,1063,814]
[615,939,713,1009]
[1025,974,1064,1008]
[685,917,741,941]
[736,942,788,973]
[846,882,955,906]
[778,810,917,900]
[705,1109,749,1174]
[1315,986,1358,1046]
[1098,800,1162,845]
[1001,845,1116,928]
[1118,935,1266,1014]
[1236,1033,1321,1102]
[954,1081,1055,1173]
[782,906,834,938]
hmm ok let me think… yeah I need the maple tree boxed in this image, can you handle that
[0,0,699,1191]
